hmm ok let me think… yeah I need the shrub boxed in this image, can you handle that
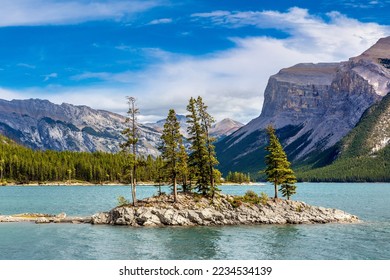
[230,196,243,208]
[117,196,130,206]
[259,192,269,205]
[242,190,261,204]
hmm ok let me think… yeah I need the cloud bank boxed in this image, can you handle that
[2,7,390,123]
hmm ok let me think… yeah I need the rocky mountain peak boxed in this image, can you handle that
[358,36,390,61]
[210,118,244,139]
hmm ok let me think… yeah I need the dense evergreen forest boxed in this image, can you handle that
[0,135,166,184]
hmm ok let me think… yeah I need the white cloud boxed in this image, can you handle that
[191,7,389,61]
[0,88,24,100]
[148,18,173,25]
[17,63,36,69]
[0,0,159,27]
[68,9,390,123]
[43,73,58,82]
[2,8,390,124]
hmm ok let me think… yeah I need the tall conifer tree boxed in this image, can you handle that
[186,96,220,196]
[159,109,183,202]
[264,125,297,199]
[186,97,209,194]
[196,96,219,197]
[121,96,139,206]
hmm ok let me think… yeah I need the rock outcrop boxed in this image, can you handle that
[91,193,359,226]
[0,212,91,224]
[216,36,390,174]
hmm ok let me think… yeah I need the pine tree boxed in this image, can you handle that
[264,125,297,199]
[186,97,209,194]
[159,109,183,202]
[120,96,139,206]
[186,96,220,196]
[280,171,297,200]
[177,143,190,192]
[196,96,219,197]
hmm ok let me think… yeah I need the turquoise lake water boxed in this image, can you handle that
[0,183,389,260]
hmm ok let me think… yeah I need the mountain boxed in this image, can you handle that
[0,98,161,156]
[0,99,243,156]
[147,115,243,140]
[216,36,390,177]
[210,118,244,140]
[146,114,189,137]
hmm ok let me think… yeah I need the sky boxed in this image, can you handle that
[0,0,389,123]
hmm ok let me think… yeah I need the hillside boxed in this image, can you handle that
[297,93,390,182]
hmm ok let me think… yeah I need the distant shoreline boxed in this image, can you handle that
[0,181,266,187]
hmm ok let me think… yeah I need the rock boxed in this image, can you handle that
[90,193,360,227]
[91,212,110,224]
[35,217,50,224]
[56,212,67,219]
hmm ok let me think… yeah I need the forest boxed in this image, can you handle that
[0,134,166,184]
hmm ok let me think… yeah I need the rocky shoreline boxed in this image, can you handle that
[0,213,91,224]
[91,193,360,226]
[0,193,360,226]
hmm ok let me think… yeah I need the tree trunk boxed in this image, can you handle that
[173,176,177,203]
[274,180,278,199]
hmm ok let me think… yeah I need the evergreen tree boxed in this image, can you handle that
[196,96,219,197]
[159,109,183,202]
[120,96,139,206]
[186,96,220,196]
[280,171,297,200]
[186,97,209,194]
[264,125,297,199]
[178,143,190,192]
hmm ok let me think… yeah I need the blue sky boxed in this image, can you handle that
[1,0,390,123]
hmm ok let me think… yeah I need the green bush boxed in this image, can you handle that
[259,192,269,205]
[242,190,261,204]
[117,196,130,206]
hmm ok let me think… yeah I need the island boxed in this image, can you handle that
[0,193,359,226]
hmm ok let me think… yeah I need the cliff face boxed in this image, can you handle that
[216,36,390,175]
[0,98,161,156]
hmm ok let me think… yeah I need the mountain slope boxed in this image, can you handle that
[216,36,390,178]
[0,99,243,156]
[297,93,390,181]
[0,98,161,156]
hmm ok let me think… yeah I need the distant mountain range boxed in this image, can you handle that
[0,98,243,156]
[146,114,243,140]
[215,36,390,179]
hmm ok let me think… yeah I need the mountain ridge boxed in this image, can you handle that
[0,98,243,155]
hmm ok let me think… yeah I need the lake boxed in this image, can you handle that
[0,183,389,260]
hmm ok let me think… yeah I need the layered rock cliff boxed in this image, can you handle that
[216,36,390,175]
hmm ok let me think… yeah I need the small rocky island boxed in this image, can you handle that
[0,193,359,226]
[91,193,359,226]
